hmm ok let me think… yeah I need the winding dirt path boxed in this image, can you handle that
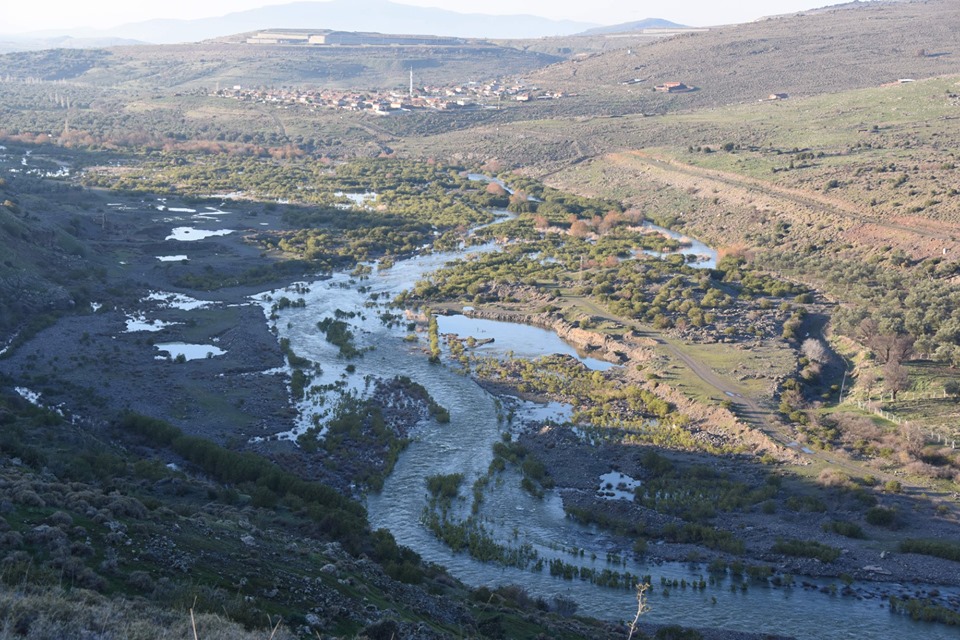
[565,294,937,494]
[606,151,960,258]
[571,294,781,434]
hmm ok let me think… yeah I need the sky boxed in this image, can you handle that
[2,0,843,33]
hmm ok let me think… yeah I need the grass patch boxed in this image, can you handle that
[899,539,960,562]
[426,473,464,502]
[772,538,841,563]
[823,520,866,539]
[865,506,898,528]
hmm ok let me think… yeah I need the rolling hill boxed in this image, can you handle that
[578,18,690,35]
[529,0,959,114]
[0,40,561,90]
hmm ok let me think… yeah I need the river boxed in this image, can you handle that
[260,209,955,640]
[641,221,718,269]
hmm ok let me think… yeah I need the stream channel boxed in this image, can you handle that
[260,196,954,639]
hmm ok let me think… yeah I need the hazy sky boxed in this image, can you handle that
[4,0,840,33]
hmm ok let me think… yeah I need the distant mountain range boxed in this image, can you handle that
[578,18,689,36]
[8,0,599,45]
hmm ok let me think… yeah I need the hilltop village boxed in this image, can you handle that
[213,80,568,113]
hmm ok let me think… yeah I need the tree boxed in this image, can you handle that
[485,182,507,196]
[883,361,909,401]
[944,380,960,402]
[858,319,914,365]
[934,343,960,368]
[801,338,828,363]
[886,333,916,365]
[857,318,880,350]
[598,210,622,235]
[569,220,590,238]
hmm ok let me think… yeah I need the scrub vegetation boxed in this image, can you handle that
[1,0,959,636]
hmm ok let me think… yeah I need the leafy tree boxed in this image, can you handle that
[569,219,590,238]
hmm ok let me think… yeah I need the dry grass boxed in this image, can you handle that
[0,584,296,640]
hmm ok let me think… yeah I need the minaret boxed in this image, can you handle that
[409,68,414,97]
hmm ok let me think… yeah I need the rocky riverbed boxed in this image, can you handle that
[509,422,960,607]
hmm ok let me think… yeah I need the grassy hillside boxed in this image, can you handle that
[0,1,954,163]
[527,0,959,114]
[401,74,960,241]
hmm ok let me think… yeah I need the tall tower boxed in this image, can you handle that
[409,67,414,97]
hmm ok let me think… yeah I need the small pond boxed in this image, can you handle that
[436,314,618,371]
[154,343,225,361]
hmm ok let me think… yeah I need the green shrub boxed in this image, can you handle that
[772,538,841,563]
[865,506,897,527]
[899,539,960,562]
[888,596,960,626]
[662,523,745,555]
[425,473,463,501]
[823,520,866,539]
[785,495,827,512]
[117,413,368,552]
[745,565,773,581]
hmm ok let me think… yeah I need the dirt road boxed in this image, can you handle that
[564,293,941,495]
[606,151,960,258]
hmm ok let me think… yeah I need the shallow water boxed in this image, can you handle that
[143,291,216,311]
[125,315,181,333]
[259,197,956,640]
[334,191,378,208]
[437,314,618,371]
[641,221,718,269]
[166,227,233,241]
[154,342,225,360]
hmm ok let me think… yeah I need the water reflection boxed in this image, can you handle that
[437,314,618,371]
